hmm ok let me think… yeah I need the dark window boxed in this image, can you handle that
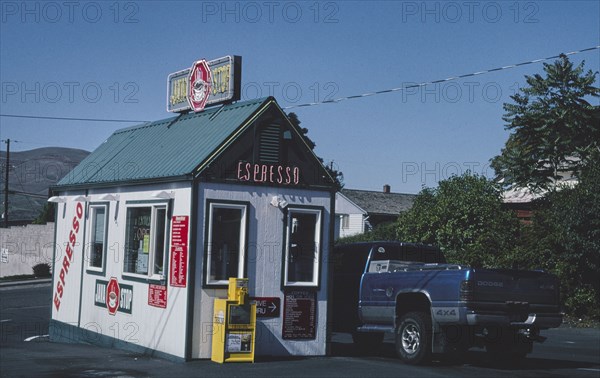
[206,203,247,285]
[89,205,107,269]
[284,208,321,286]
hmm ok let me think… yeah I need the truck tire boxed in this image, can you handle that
[395,311,432,365]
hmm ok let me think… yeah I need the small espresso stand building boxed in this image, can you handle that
[49,57,336,360]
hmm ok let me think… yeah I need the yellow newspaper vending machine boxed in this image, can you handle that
[211,278,256,363]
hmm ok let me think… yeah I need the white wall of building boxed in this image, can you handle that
[191,182,332,359]
[51,182,192,359]
[51,180,333,360]
[336,213,365,240]
[334,192,366,240]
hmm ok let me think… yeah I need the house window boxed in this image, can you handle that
[206,202,248,286]
[341,214,350,229]
[284,208,322,287]
[88,204,108,271]
[123,205,168,279]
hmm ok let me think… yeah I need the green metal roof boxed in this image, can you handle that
[56,97,270,188]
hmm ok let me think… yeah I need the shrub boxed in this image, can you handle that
[32,263,51,278]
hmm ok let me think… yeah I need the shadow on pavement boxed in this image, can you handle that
[330,335,600,372]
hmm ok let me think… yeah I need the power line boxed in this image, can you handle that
[284,45,600,109]
[4,190,47,199]
[0,46,598,119]
[0,114,149,123]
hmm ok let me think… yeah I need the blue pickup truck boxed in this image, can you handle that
[332,242,563,364]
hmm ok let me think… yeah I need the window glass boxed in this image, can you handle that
[89,206,106,269]
[124,207,151,275]
[285,208,321,286]
[123,206,168,277]
[341,214,350,229]
[206,203,247,286]
[153,208,167,275]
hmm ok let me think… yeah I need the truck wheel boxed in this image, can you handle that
[395,311,432,365]
[352,332,384,352]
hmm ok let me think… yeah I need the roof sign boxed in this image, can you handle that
[167,55,242,113]
[188,60,212,112]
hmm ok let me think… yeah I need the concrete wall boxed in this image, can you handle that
[0,223,55,278]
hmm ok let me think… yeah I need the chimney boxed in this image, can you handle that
[383,184,391,194]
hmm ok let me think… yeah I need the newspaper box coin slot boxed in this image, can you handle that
[211,278,256,363]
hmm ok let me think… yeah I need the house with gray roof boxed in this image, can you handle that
[335,185,416,240]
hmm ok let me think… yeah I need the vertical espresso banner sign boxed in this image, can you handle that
[170,216,189,287]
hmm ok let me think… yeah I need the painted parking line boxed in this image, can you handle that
[0,319,12,323]
[24,335,49,342]
[577,368,600,372]
[3,305,50,311]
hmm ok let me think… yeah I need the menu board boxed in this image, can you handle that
[170,216,189,287]
[282,290,316,339]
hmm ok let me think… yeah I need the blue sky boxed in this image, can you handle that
[1,0,599,193]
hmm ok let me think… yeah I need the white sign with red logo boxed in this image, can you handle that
[167,55,241,113]
[107,277,120,315]
[188,60,212,112]
[94,279,133,315]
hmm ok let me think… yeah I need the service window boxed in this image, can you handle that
[123,205,168,279]
[87,203,108,273]
[284,207,322,287]
[205,202,248,286]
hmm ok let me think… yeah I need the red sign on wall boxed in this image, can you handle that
[106,277,120,316]
[148,284,167,309]
[170,216,189,287]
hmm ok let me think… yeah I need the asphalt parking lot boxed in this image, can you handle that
[1,281,599,378]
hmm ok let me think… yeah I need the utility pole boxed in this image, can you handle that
[3,139,9,228]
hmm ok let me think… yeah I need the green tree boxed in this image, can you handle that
[491,55,599,191]
[287,112,344,189]
[337,222,398,245]
[524,157,600,319]
[396,173,521,268]
[33,202,55,224]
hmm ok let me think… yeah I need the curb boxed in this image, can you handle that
[0,278,52,288]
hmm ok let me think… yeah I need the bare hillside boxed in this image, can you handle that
[0,147,89,222]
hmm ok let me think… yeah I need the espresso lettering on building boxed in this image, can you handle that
[236,161,300,185]
[54,202,83,311]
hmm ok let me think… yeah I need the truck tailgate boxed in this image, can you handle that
[471,269,559,306]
